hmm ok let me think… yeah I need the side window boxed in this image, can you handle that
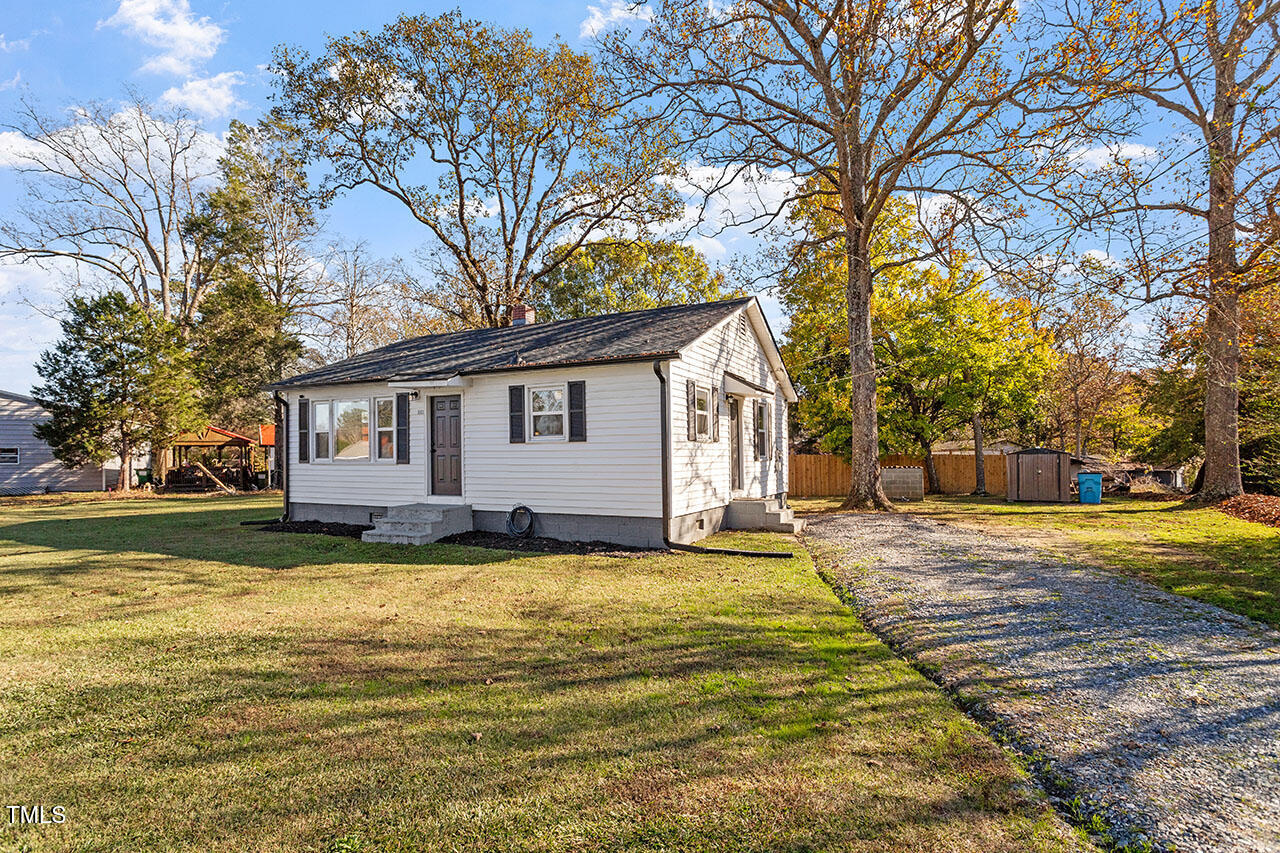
[695,386,710,438]
[313,401,331,461]
[375,398,395,460]
[0,448,18,464]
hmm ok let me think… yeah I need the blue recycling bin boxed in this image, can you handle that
[1078,472,1102,504]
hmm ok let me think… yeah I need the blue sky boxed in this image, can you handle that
[0,1,1174,396]
[1,0,743,395]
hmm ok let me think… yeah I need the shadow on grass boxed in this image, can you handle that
[0,502,525,574]
[3,605,1045,851]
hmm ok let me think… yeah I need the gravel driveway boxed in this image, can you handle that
[805,511,1280,853]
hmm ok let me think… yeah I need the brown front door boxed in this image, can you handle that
[431,395,462,496]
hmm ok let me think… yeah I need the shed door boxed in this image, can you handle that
[431,395,462,496]
[1018,454,1061,502]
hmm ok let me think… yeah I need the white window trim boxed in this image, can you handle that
[528,383,567,442]
[312,400,333,463]
[374,396,396,463]
[0,447,18,465]
[694,385,711,440]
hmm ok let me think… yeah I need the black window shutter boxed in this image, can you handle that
[755,402,765,459]
[395,393,410,464]
[568,380,586,442]
[711,388,720,442]
[298,396,310,463]
[757,399,768,458]
[509,385,525,443]
[686,380,697,441]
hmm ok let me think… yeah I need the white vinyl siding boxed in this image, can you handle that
[0,392,106,495]
[464,362,661,517]
[285,363,662,517]
[669,308,789,516]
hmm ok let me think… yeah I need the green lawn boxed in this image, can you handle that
[799,493,1280,628]
[0,495,1087,853]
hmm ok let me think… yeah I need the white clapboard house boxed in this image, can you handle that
[271,298,801,547]
[0,390,112,495]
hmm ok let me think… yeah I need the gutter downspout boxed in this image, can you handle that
[653,360,672,543]
[652,359,791,560]
[273,391,289,522]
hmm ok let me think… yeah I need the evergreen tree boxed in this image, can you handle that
[33,293,202,491]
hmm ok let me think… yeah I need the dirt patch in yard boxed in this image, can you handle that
[1217,493,1280,529]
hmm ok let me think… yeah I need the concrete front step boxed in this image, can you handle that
[725,498,803,534]
[362,504,472,545]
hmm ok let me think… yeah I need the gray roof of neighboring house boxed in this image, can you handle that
[273,298,755,389]
[0,389,40,407]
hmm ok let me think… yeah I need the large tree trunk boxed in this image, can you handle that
[972,412,988,495]
[922,442,941,494]
[1201,287,1243,499]
[842,236,891,510]
[117,442,132,492]
[1199,84,1245,501]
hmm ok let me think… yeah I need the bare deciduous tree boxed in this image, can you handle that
[272,11,681,329]
[309,241,413,364]
[1059,0,1280,498]
[603,0,1084,508]
[0,92,218,323]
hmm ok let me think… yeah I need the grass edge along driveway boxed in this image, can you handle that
[793,494,1280,628]
[0,495,1090,852]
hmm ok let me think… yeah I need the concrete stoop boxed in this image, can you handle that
[362,503,473,545]
[725,498,805,534]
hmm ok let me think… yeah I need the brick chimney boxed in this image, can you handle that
[511,303,536,326]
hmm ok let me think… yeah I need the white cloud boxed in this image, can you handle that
[100,0,224,76]
[0,71,19,91]
[0,34,31,53]
[579,0,652,39]
[0,130,43,168]
[1071,142,1158,170]
[0,263,65,395]
[160,71,243,118]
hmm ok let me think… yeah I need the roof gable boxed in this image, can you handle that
[275,298,754,389]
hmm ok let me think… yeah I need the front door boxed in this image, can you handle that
[728,397,742,492]
[431,395,462,496]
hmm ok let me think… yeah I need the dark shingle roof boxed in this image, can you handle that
[273,298,753,389]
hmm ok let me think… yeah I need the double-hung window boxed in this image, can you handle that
[694,386,711,438]
[313,402,332,461]
[754,400,770,460]
[375,398,395,460]
[529,386,565,439]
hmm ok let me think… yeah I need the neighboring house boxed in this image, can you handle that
[932,438,1026,456]
[271,298,800,547]
[0,390,108,495]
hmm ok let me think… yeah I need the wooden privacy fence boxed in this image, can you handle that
[789,453,853,498]
[789,452,1008,497]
